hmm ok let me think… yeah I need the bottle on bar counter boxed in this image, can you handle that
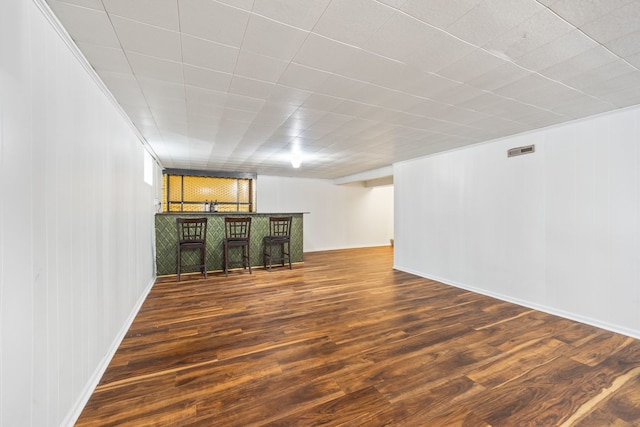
[213,200,219,212]
[204,200,209,212]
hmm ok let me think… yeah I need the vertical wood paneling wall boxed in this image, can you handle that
[394,105,640,339]
[0,1,160,426]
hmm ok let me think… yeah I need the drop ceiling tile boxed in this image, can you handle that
[332,100,372,118]
[267,85,313,107]
[76,42,131,74]
[458,91,513,114]
[215,0,254,12]
[125,106,156,126]
[316,74,367,99]
[436,49,508,82]
[430,83,489,105]
[337,50,408,88]
[291,107,328,124]
[101,80,147,108]
[514,109,565,127]
[445,0,544,46]
[224,93,265,113]
[404,98,448,118]
[110,15,181,61]
[467,60,531,91]
[278,63,331,92]
[126,52,183,83]
[221,107,259,123]
[605,30,640,58]
[183,65,232,92]
[178,0,249,47]
[187,125,219,142]
[429,106,491,125]
[483,7,573,60]
[185,86,228,109]
[152,112,188,131]
[375,0,409,9]
[494,72,552,98]
[242,14,309,61]
[383,111,426,128]
[376,92,423,112]
[148,96,187,116]
[103,0,179,30]
[48,0,104,10]
[313,0,396,46]
[598,85,640,108]
[403,72,460,99]
[235,51,289,83]
[628,51,640,68]
[580,1,640,43]
[252,0,331,31]
[582,70,640,98]
[187,107,224,125]
[96,70,141,97]
[252,108,294,127]
[300,93,344,111]
[499,102,555,122]
[401,0,483,28]
[539,45,618,82]
[181,35,239,73]
[138,77,185,101]
[404,30,475,73]
[549,0,636,27]
[47,1,119,47]
[517,83,585,111]
[229,75,275,99]
[551,95,615,118]
[348,85,401,109]
[564,59,637,90]
[363,12,444,62]
[293,33,357,73]
[515,29,598,71]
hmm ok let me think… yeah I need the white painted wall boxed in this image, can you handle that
[394,105,640,338]
[258,176,394,252]
[0,1,160,426]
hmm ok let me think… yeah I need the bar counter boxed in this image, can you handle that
[155,212,304,276]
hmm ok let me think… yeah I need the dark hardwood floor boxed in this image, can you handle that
[76,246,640,426]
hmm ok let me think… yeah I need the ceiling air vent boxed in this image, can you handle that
[507,144,535,158]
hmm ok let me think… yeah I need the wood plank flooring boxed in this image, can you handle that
[76,246,640,426]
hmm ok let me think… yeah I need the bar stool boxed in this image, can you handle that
[223,217,252,276]
[263,216,292,271]
[176,217,208,281]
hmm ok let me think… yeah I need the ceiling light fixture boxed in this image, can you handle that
[290,141,302,168]
[291,151,302,168]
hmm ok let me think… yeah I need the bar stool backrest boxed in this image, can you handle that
[225,217,251,240]
[268,216,292,240]
[177,217,207,244]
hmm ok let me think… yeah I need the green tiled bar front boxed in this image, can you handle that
[155,212,304,276]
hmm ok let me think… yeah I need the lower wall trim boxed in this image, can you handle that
[61,276,157,427]
[393,263,640,341]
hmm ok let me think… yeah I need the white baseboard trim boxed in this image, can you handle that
[61,276,156,427]
[393,264,640,340]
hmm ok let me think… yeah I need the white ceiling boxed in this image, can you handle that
[44,0,640,180]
